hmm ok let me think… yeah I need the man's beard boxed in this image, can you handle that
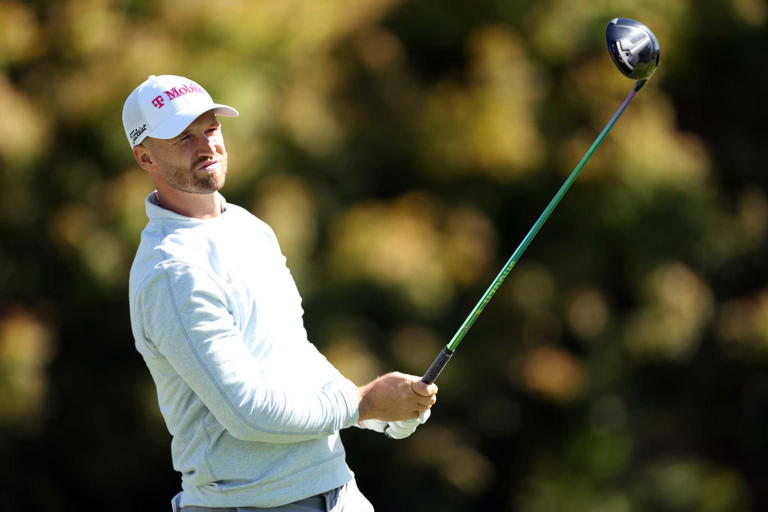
[161,153,228,194]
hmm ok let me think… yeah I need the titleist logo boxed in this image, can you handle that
[151,83,205,109]
[130,124,147,143]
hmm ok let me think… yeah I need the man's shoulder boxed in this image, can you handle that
[129,203,276,286]
[225,202,274,230]
[222,203,281,248]
[129,224,202,291]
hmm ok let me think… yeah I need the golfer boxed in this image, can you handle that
[124,75,438,512]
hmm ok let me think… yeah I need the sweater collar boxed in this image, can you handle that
[145,190,228,223]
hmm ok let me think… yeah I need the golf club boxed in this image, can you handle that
[421,18,660,384]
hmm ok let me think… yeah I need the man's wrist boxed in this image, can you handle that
[356,385,371,422]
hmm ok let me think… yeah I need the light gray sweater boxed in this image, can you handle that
[128,192,360,508]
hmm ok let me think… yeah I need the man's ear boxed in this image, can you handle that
[133,144,154,172]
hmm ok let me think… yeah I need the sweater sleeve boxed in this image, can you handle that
[133,259,360,444]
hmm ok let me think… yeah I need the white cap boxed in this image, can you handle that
[122,74,239,148]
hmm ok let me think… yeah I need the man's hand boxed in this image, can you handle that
[357,372,438,422]
[384,409,431,439]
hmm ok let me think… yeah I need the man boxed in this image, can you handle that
[124,75,438,512]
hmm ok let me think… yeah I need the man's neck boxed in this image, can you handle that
[155,186,223,219]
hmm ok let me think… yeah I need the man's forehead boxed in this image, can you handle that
[172,111,220,138]
[142,111,221,146]
[184,110,220,129]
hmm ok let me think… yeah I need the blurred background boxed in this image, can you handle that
[2,0,768,510]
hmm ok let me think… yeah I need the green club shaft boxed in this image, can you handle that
[446,83,642,353]
[422,83,643,384]
[422,82,644,384]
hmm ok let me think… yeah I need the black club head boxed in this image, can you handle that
[606,18,660,80]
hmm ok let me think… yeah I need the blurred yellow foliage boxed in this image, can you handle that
[614,98,710,189]
[322,330,382,385]
[732,0,768,26]
[644,459,749,511]
[0,77,49,162]
[252,174,319,286]
[566,287,611,340]
[624,262,713,360]
[507,264,557,313]
[520,345,585,402]
[0,2,42,65]
[409,425,495,495]
[718,289,768,356]
[0,308,54,425]
[328,192,495,311]
[390,325,443,373]
[419,26,545,178]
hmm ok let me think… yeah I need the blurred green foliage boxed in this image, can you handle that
[2,0,768,510]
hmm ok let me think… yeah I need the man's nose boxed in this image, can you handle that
[194,134,217,155]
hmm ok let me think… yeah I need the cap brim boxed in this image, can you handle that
[148,104,239,141]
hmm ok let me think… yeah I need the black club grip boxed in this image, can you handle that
[421,346,454,384]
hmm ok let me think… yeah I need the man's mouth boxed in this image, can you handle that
[197,159,220,171]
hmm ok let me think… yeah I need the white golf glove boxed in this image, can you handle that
[384,409,431,439]
[358,409,431,439]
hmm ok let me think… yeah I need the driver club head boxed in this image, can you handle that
[606,18,660,81]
